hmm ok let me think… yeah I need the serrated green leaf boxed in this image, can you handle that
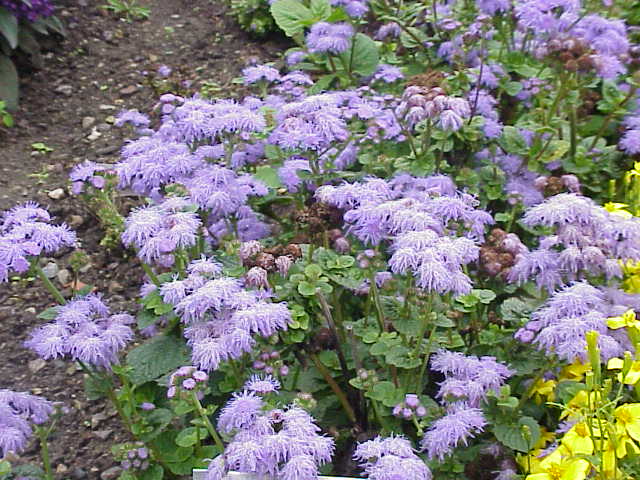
[84,373,113,401]
[175,427,208,447]
[498,126,528,155]
[270,0,313,37]
[126,335,190,385]
[310,0,331,19]
[138,464,164,480]
[297,281,317,297]
[308,73,337,94]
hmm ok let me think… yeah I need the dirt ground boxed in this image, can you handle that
[0,0,281,477]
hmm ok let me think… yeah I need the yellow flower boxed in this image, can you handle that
[535,427,556,450]
[560,390,602,420]
[560,422,593,456]
[607,309,640,330]
[559,361,591,382]
[607,357,640,385]
[611,427,640,458]
[531,378,556,404]
[604,202,633,218]
[615,404,640,443]
[623,274,640,294]
[525,446,590,480]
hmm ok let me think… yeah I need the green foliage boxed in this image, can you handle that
[126,335,190,385]
[103,0,150,22]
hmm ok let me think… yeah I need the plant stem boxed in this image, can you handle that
[415,325,437,392]
[191,392,224,452]
[141,262,161,287]
[35,426,54,480]
[369,271,386,332]
[309,352,357,424]
[371,399,392,433]
[31,260,66,304]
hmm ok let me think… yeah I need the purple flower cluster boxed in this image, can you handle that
[120,443,151,472]
[508,193,640,291]
[159,257,291,371]
[306,22,354,54]
[620,115,640,154]
[208,386,334,480]
[243,64,281,85]
[396,86,471,131]
[430,350,513,407]
[0,202,76,282]
[167,365,209,398]
[514,282,640,363]
[393,394,427,420]
[122,197,202,266]
[69,161,108,195]
[418,350,511,460]
[0,389,53,457]
[24,294,134,369]
[353,435,432,480]
[329,0,368,17]
[252,350,290,377]
[0,0,54,21]
[317,174,492,295]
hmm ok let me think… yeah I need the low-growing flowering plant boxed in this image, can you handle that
[4,0,640,479]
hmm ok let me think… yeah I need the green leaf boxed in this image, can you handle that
[297,281,317,297]
[498,126,528,155]
[37,306,60,320]
[503,81,523,96]
[84,373,113,401]
[175,427,208,447]
[304,264,323,279]
[270,0,313,37]
[538,140,570,164]
[310,0,331,20]
[399,27,428,49]
[0,459,12,476]
[308,73,337,94]
[153,431,194,463]
[0,54,18,110]
[473,289,496,304]
[339,33,379,77]
[138,464,164,480]
[126,335,190,385]
[493,417,540,453]
[0,8,18,49]
[254,165,282,188]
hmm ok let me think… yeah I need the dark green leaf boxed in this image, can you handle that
[37,306,60,320]
[310,0,331,20]
[126,335,190,385]
[138,465,164,480]
[270,0,313,37]
[498,126,528,155]
[493,417,540,452]
[0,55,18,110]
[175,427,208,447]
[308,74,337,94]
[0,8,18,49]
[340,33,379,77]
[84,373,113,401]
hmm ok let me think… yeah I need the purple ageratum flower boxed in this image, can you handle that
[242,64,281,85]
[218,390,264,433]
[306,22,354,55]
[25,295,134,369]
[244,374,280,394]
[430,350,512,406]
[373,64,404,83]
[620,129,640,154]
[122,197,202,266]
[278,159,312,193]
[0,203,76,282]
[0,390,54,457]
[0,0,54,21]
[354,435,431,480]
[70,161,107,194]
[375,22,401,40]
[157,65,172,77]
[420,405,487,461]
[516,282,631,363]
[476,0,510,15]
[286,51,307,66]
[114,109,150,128]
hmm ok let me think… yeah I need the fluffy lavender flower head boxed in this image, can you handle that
[0,390,54,457]
[243,64,281,85]
[25,294,134,369]
[354,435,431,480]
[1,203,76,282]
[306,22,354,54]
[115,109,150,128]
[420,405,487,460]
[373,64,404,83]
[0,0,54,21]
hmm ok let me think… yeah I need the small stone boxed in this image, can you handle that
[48,188,66,200]
[28,358,46,373]
[108,281,124,293]
[87,128,102,141]
[98,104,116,111]
[100,466,122,480]
[94,429,113,440]
[82,116,96,129]
[57,269,71,286]
[41,262,59,278]
[91,412,108,428]
[119,85,138,96]
[55,84,73,96]
[68,215,84,228]
[56,464,69,474]
[96,145,119,156]
[25,307,36,315]
[149,54,158,62]
[105,115,116,124]
[71,467,88,479]
[97,123,111,132]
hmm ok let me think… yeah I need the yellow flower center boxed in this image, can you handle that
[547,464,563,480]
[617,408,632,425]
[575,423,589,437]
